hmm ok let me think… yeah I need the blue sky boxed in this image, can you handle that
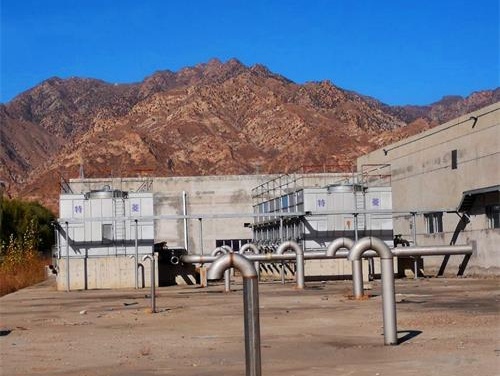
[1,0,498,105]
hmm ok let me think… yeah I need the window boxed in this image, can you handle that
[424,212,443,234]
[451,149,457,170]
[486,205,500,229]
[215,239,252,252]
[102,224,113,243]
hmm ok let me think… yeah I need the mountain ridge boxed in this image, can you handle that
[2,58,498,211]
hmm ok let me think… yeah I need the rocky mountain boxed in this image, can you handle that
[1,58,498,212]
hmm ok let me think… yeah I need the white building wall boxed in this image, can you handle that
[357,102,500,276]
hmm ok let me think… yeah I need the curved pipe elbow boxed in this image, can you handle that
[349,236,392,261]
[221,245,234,253]
[239,243,260,255]
[326,237,354,257]
[276,241,303,255]
[207,253,258,280]
[211,246,229,257]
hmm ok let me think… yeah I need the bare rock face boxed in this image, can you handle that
[1,59,498,211]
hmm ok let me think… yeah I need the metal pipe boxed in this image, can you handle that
[352,259,363,298]
[353,214,359,241]
[183,244,473,266]
[182,191,188,250]
[411,212,417,245]
[348,236,397,345]
[65,221,70,292]
[392,245,473,257]
[198,218,203,255]
[411,212,417,279]
[221,245,235,287]
[142,255,156,313]
[134,219,139,289]
[207,253,261,376]
[349,237,393,298]
[279,216,283,242]
[240,243,261,279]
[277,241,304,289]
[211,247,231,292]
[381,258,397,345]
[325,237,354,257]
[182,250,374,265]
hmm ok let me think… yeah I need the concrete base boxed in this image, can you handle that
[56,256,157,291]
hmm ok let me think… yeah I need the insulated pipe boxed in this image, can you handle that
[277,241,304,289]
[325,237,354,257]
[392,245,472,257]
[65,222,70,292]
[142,255,156,313]
[240,243,261,279]
[211,247,228,257]
[207,254,261,376]
[182,245,471,265]
[221,245,235,287]
[348,236,397,345]
[182,251,368,265]
[210,247,231,292]
[349,237,393,298]
[221,245,234,254]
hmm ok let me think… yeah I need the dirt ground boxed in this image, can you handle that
[0,276,499,376]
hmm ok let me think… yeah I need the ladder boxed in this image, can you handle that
[114,198,126,254]
[354,191,366,231]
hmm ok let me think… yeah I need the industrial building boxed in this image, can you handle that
[54,102,499,290]
[357,102,500,276]
[251,174,393,249]
[55,173,394,289]
[55,185,155,290]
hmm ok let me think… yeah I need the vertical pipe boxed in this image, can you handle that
[276,241,304,289]
[352,259,364,298]
[296,251,305,290]
[411,212,418,280]
[182,191,188,250]
[134,219,139,289]
[411,212,417,245]
[354,214,359,241]
[224,269,231,293]
[151,255,156,313]
[279,216,283,242]
[413,257,419,279]
[381,258,397,345]
[65,221,70,292]
[198,218,203,255]
[243,277,262,376]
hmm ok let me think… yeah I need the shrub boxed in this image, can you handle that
[0,199,55,296]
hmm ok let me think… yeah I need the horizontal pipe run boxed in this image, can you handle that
[181,251,373,264]
[61,245,471,261]
[182,245,472,265]
[392,245,473,257]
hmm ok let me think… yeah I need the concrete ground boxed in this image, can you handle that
[0,276,499,376]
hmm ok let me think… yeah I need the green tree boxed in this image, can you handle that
[0,198,55,256]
